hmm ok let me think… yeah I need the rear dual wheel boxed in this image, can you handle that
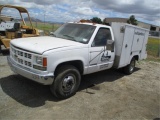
[124,57,136,75]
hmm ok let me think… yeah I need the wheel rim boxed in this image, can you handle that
[62,75,76,92]
[130,60,135,72]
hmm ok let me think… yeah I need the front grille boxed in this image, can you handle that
[10,45,33,68]
[18,58,23,64]
[17,51,22,56]
[25,61,32,67]
[24,53,32,59]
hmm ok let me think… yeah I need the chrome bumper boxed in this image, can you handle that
[7,56,54,85]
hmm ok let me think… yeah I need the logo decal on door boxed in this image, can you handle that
[101,52,111,62]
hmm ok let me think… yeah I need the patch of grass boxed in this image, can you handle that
[26,21,62,33]
[147,37,160,57]
[146,55,160,62]
[146,37,160,62]
[20,21,61,36]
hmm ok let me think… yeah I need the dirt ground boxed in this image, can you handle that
[0,53,160,120]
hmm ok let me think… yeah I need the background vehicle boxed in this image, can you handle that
[0,5,39,53]
[7,22,149,99]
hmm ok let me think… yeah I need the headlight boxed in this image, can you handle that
[35,56,47,67]
[36,56,43,65]
[34,56,47,71]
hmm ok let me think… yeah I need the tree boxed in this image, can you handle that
[90,17,102,24]
[127,15,138,25]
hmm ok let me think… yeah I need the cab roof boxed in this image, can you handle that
[69,22,112,29]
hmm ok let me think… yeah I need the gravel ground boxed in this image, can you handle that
[0,54,160,120]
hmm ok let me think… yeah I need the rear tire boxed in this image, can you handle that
[124,57,136,75]
[50,65,81,99]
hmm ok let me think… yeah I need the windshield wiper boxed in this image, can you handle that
[63,34,75,41]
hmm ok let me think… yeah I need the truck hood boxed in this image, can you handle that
[11,36,83,54]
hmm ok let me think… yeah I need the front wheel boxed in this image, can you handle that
[50,65,81,99]
[124,57,136,75]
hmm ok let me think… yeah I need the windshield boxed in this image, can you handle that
[53,23,96,44]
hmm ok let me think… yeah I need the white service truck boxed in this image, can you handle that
[7,22,149,99]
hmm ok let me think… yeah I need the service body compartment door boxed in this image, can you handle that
[140,31,149,59]
[118,26,134,67]
[111,22,149,69]
[132,29,145,52]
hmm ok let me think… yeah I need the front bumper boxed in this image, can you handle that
[7,56,54,85]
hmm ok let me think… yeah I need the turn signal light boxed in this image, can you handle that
[43,58,47,67]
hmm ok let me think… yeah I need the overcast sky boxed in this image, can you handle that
[0,0,160,26]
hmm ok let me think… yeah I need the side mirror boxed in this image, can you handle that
[106,40,114,52]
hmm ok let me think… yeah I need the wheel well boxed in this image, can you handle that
[133,55,139,61]
[55,60,84,75]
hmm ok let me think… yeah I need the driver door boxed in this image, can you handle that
[88,27,114,74]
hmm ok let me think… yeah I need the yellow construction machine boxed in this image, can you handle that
[0,5,39,53]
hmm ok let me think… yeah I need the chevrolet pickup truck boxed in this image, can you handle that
[7,22,149,99]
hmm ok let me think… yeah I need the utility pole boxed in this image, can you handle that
[158,35,160,57]
[44,12,46,33]
[52,23,54,31]
[36,20,37,28]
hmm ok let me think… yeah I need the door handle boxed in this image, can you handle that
[125,44,128,48]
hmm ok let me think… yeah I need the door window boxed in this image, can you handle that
[92,28,112,47]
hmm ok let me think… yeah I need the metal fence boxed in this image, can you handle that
[149,31,160,37]
[32,21,160,57]
[147,36,160,57]
[31,21,62,35]
[148,31,160,57]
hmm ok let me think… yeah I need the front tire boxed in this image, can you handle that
[50,65,81,99]
[124,57,136,75]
